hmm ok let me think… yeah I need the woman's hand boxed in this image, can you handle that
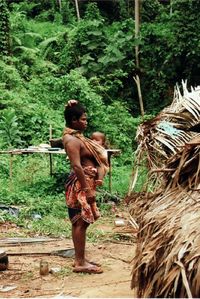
[65,99,78,107]
[83,188,95,203]
[95,179,103,186]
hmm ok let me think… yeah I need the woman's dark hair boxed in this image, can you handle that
[64,103,86,126]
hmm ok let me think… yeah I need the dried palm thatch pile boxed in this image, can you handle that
[128,81,200,298]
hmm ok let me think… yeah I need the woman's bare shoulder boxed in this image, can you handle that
[63,134,81,146]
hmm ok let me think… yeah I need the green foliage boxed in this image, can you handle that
[140,19,175,112]
[0,109,22,148]
[0,59,22,89]
[95,101,137,156]
[141,0,162,22]
[118,0,131,20]
[98,19,134,71]
[139,0,200,112]
[170,0,200,83]
[52,70,104,117]
[61,0,76,25]
[84,2,103,21]
[0,0,10,58]
[101,163,133,196]
[55,18,107,76]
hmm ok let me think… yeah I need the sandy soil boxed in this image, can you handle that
[0,219,136,298]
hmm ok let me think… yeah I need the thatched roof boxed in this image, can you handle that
[129,80,200,193]
[128,81,200,297]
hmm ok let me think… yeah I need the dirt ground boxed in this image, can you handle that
[0,216,137,298]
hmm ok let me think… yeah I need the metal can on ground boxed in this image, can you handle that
[39,260,49,275]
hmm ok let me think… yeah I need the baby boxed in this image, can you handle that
[84,131,109,220]
[90,131,109,185]
[91,131,106,146]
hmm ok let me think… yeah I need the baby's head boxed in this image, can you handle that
[91,131,106,147]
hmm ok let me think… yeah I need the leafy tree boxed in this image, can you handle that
[139,17,175,112]
[170,0,200,85]
[139,0,200,113]
[61,0,76,25]
[83,2,103,21]
[141,0,161,22]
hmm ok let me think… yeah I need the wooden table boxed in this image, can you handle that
[0,148,66,178]
[0,148,121,193]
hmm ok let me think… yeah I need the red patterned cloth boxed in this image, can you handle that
[65,166,100,224]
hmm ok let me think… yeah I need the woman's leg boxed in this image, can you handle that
[72,217,90,267]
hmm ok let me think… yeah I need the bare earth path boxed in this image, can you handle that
[0,217,136,298]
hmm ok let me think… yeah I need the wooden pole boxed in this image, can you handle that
[9,153,13,191]
[107,152,112,193]
[74,0,80,21]
[49,124,52,140]
[134,0,144,117]
[133,75,144,117]
[49,153,53,176]
[109,158,112,193]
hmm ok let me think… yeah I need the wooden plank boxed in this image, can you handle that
[0,237,60,245]
[7,248,75,258]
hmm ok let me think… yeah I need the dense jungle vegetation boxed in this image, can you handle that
[0,0,200,236]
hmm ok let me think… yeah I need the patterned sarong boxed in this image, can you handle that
[63,128,109,224]
[65,166,99,223]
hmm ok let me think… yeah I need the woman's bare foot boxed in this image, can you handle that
[73,264,103,274]
[72,259,101,268]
